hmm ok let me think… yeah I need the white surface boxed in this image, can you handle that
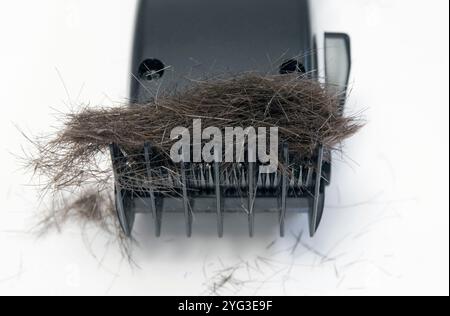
[0,0,448,296]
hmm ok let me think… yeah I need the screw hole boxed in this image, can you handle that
[279,59,306,74]
[138,59,165,80]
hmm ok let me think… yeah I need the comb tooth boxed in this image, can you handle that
[208,164,214,189]
[199,164,206,189]
[291,167,298,190]
[279,143,289,237]
[224,169,230,186]
[306,165,313,187]
[232,165,238,187]
[195,164,200,188]
[310,145,324,237]
[265,171,271,189]
[257,169,263,188]
[297,165,303,189]
[194,164,199,188]
[248,162,255,237]
[214,161,223,237]
[181,162,192,238]
[241,165,247,188]
[289,167,295,188]
[144,142,158,237]
[190,165,196,188]
[272,170,279,189]
[237,164,242,188]
[196,164,202,188]
[203,164,207,188]
[155,204,163,237]
[260,173,266,189]
[230,165,236,188]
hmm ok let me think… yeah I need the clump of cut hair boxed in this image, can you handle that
[26,72,363,239]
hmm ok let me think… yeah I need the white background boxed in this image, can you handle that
[0,0,448,296]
